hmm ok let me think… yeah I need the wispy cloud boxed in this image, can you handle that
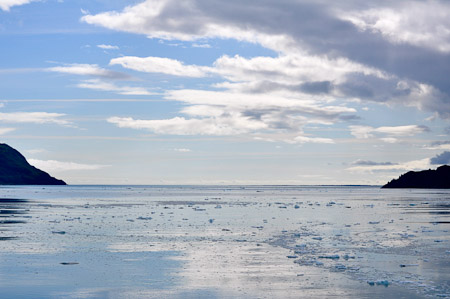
[351,160,397,166]
[192,43,211,48]
[48,63,130,80]
[0,112,70,125]
[108,89,353,142]
[77,79,154,96]
[110,56,211,78]
[28,159,109,172]
[291,136,334,144]
[97,44,119,50]
[25,148,46,154]
[349,125,429,140]
[0,127,15,135]
[174,148,191,152]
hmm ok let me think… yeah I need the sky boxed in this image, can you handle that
[1,0,450,185]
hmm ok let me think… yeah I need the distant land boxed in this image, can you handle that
[382,165,450,188]
[0,143,66,185]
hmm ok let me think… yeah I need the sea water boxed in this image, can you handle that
[0,185,449,298]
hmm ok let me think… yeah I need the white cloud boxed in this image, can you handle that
[48,63,129,79]
[213,54,386,87]
[107,87,346,142]
[87,0,449,143]
[107,115,267,136]
[97,44,119,50]
[291,136,334,144]
[174,148,191,152]
[0,0,37,11]
[0,112,70,125]
[110,56,211,77]
[380,137,398,144]
[341,1,450,53]
[77,79,154,95]
[25,148,46,154]
[81,0,450,121]
[192,43,211,48]
[0,127,15,135]
[108,86,354,141]
[349,125,429,139]
[28,159,109,172]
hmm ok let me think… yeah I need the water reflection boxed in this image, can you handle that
[0,198,29,240]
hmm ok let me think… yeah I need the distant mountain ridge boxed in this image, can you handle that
[382,165,450,188]
[0,143,66,185]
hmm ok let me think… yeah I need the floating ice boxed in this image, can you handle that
[335,264,347,271]
[319,255,339,259]
[400,264,419,267]
[376,280,390,287]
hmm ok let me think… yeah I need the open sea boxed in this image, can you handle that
[0,185,449,298]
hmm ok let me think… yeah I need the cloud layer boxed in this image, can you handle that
[79,0,449,144]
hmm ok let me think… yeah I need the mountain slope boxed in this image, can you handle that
[0,144,66,185]
[382,165,450,188]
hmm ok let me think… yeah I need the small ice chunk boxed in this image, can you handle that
[52,231,66,234]
[319,254,339,259]
[368,221,380,224]
[312,237,323,240]
[376,280,390,287]
[399,264,419,267]
[335,264,346,270]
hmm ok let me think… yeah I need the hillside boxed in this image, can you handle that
[382,165,450,188]
[0,143,66,185]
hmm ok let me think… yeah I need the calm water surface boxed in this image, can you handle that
[0,186,449,298]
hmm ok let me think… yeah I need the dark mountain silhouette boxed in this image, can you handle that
[382,165,450,188]
[0,143,66,185]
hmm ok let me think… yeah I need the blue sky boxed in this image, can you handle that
[1,0,450,184]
